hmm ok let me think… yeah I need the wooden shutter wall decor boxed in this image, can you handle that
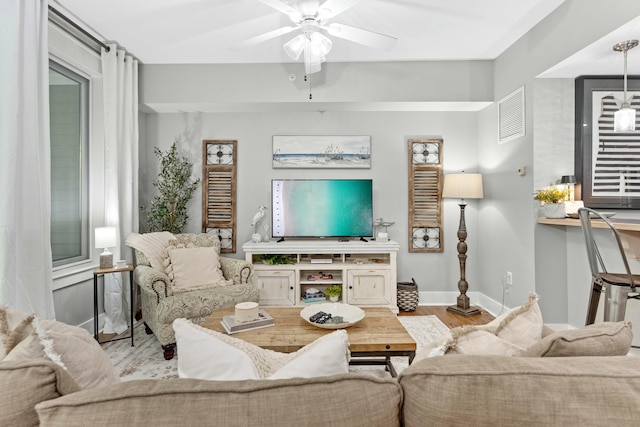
[408,138,443,253]
[202,140,237,253]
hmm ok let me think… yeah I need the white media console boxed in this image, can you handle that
[243,239,400,313]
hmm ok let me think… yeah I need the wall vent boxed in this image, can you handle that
[498,85,525,144]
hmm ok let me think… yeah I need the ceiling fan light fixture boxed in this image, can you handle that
[284,34,309,60]
[613,39,639,132]
[304,45,323,74]
[309,31,332,56]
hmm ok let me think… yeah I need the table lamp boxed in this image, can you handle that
[95,227,117,268]
[442,172,484,317]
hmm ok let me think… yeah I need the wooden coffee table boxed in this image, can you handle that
[201,306,416,377]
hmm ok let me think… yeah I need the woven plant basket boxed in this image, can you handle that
[397,278,419,311]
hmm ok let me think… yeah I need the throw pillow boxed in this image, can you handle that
[165,247,232,291]
[525,321,633,357]
[492,293,544,350]
[125,231,175,273]
[441,293,544,357]
[173,318,350,380]
[0,306,33,360]
[4,317,120,389]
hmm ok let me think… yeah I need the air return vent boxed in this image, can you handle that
[498,86,525,144]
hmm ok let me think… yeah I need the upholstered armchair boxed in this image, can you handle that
[127,232,260,360]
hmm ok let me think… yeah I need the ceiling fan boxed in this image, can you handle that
[240,0,397,74]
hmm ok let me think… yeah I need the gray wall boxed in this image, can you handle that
[141,111,481,293]
[477,0,640,322]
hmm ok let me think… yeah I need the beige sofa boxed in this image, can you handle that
[2,355,639,426]
[2,301,639,426]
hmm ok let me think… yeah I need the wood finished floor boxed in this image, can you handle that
[398,305,494,329]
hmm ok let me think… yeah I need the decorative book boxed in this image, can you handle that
[302,296,327,303]
[221,309,274,334]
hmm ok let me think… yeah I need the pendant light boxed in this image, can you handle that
[613,40,638,132]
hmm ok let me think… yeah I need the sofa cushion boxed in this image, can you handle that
[173,233,222,253]
[36,374,402,427]
[400,355,640,426]
[165,246,232,291]
[173,318,350,380]
[0,359,79,427]
[525,321,633,357]
[4,317,120,389]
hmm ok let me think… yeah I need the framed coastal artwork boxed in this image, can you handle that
[575,76,640,209]
[273,135,371,169]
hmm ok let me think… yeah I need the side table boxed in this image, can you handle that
[93,264,135,346]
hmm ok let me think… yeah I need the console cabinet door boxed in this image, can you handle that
[346,269,392,306]
[254,270,296,306]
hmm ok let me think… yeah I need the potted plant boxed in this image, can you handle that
[260,254,296,265]
[143,142,200,233]
[324,284,342,302]
[534,186,570,219]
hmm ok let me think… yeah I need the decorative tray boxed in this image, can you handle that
[300,303,365,329]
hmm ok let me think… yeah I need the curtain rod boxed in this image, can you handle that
[48,5,110,53]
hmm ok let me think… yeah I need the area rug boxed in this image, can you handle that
[102,315,450,381]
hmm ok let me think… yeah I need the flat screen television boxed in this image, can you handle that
[272,179,373,239]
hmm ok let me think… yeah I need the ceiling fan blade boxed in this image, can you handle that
[317,0,363,20]
[235,26,298,49]
[325,23,397,50]
[258,0,302,21]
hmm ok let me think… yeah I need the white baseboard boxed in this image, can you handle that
[76,313,104,336]
[417,291,505,317]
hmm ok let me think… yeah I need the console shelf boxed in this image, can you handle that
[243,240,400,313]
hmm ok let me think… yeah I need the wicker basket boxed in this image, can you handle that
[397,278,419,311]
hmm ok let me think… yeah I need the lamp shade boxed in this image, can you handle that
[95,227,117,249]
[561,175,576,184]
[442,173,484,199]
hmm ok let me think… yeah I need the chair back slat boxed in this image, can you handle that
[577,207,636,289]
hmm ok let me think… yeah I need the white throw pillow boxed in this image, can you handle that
[173,318,350,381]
[166,247,232,291]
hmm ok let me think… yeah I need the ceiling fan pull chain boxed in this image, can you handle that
[305,74,313,99]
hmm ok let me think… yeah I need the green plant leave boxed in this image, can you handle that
[143,142,200,233]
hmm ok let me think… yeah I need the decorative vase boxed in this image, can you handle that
[544,203,566,219]
[329,295,340,302]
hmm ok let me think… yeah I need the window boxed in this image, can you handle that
[49,61,89,266]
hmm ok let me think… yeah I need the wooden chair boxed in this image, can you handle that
[578,207,640,325]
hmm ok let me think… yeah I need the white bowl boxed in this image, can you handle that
[300,303,366,329]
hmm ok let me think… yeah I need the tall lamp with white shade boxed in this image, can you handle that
[442,172,484,317]
[95,227,117,269]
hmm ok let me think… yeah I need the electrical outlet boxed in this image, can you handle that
[506,271,513,286]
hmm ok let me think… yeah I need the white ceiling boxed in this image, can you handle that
[53,0,568,65]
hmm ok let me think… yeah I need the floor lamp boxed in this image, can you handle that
[442,172,484,317]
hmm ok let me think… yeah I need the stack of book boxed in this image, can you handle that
[221,309,274,334]
[302,289,326,304]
